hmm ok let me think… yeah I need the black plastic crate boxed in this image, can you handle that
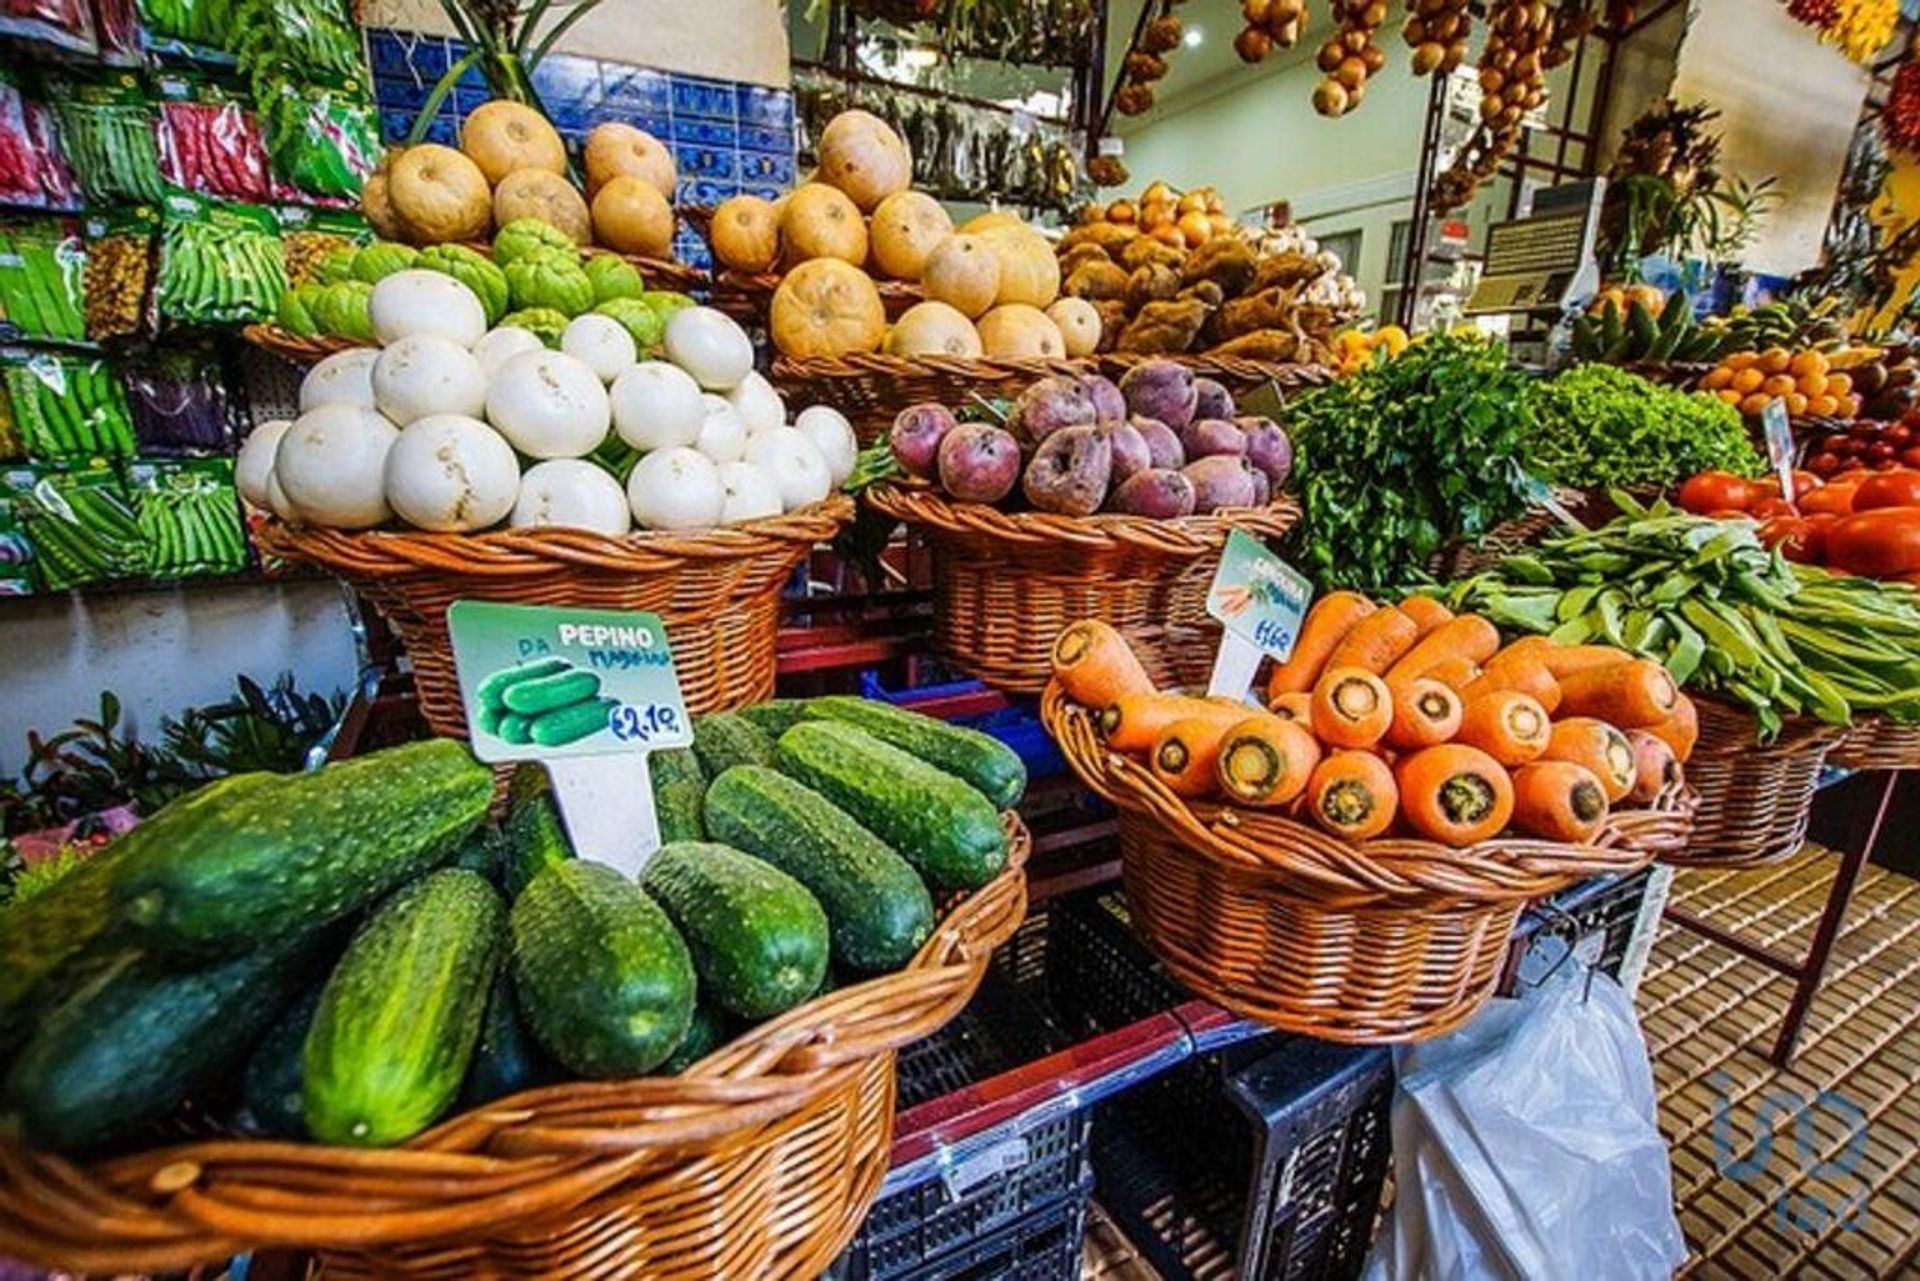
[1503,867,1663,995]
[858,1180,1091,1281]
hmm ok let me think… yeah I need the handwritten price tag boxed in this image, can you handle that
[1205,529,1314,700]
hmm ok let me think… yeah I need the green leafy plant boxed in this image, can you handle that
[410,0,607,143]
[1528,365,1764,490]
[160,673,344,780]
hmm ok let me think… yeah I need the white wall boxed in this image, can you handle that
[0,581,361,777]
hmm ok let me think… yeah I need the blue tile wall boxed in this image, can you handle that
[364,28,796,270]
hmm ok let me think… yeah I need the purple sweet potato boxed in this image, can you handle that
[1183,455,1259,513]
[1023,423,1112,516]
[1182,418,1248,459]
[1192,377,1234,423]
[1118,359,1197,432]
[1079,374,1127,425]
[937,423,1022,503]
[1107,467,1197,518]
[1008,376,1095,446]
[1132,415,1185,470]
[891,403,959,478]
[1103,418,1152,483]
[1248,466,1271,507]
[1238,415,1293,488]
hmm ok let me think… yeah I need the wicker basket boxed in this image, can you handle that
[1665,698,1846,868]
[1094,353,1336,404]
[243,323,362,364]
[771,353,1092,444]
[0,820,1030,1277]
[1828,716,1920,772]
[1041,685,1676,1042]
[866,482,1298,695]
[254,500,850,737]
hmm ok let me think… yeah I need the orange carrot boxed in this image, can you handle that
[1645,695,1698,763]
[1324,605,1421,676]
[1383,614,1502,688]
[1554,658,1679,728]
[1424,657,1481,692]
[1216,715,1323,807]
[1626,729,1681,804]
[1150,716,1236,798]
[1385,677,1463,750]
[1396,594,1455,637]
[1543,717,1636,802]
[1463,657,1562,714]
[1394,744,1515,847]
[1501,636,1634,679]
[1053,620,1156,706]
[1102,692,1252,753]
[1267,691,1313,722]
[1303,750,1399,840]
[1310,666,1394,749]
[1455,690,1551,765]
[1511,761,1610,843]
[1267,592,1376,700]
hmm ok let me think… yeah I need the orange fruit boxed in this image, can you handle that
[1810,394,1839,417]
[1739,392,1773,416]
[1761,374,1796,398]
[1724,351,1759,371]
[1824,372,1853,397]
[1788,350,1829,379]
[1785,392,1809,416]
[1796,373,1827,397]
[1758,347,1792,374]
[1701,366,1733,390]
[1716,389,1743,406]
[1731,367,1765,394]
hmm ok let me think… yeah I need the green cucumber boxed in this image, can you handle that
[528,695,616,747]
[642,842,829,1019]
[503,788,573,898]
[650,748,707,843]
[115,739,492,958]
[0,842,134,1047]
[500,713,533,744]
[803,696,1026,809]
[501,668,601,716]
[303,869,505,1147]
[661,1003,728,1074]
[510,860,695,1078]
[452,825,507,883]
[476,659,572,712]
[460,967,550,1107]
[775,721,1008,891]
[242,985,323,1138]
[735,699,813,739]
[4,937,322,1150]
[692,712,775,776]
[703,766,933,972]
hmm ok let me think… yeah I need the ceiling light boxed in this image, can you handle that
[1183,25,1203,46]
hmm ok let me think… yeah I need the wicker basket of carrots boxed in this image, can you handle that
[1040,597,1696,1043]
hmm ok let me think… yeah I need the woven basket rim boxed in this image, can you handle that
[1042,682,1664,908]
[772,352,1094,382]
[0,817,1029,1272]
[250,496,853,580]
[865,480,1298,556]
[1692,694,1851,755]
[1828,712,1920,771]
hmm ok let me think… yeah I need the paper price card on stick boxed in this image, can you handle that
[1205,528,1314,700]
[449,601,692,876]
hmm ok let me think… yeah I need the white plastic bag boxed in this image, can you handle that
[1364,969,1687,1281]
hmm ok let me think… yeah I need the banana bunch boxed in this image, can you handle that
[1694,296,1849,355]
[1569,292,1724,364]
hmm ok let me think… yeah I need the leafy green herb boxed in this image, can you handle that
[1528,364,1763,490]
[1285,332,1540,592]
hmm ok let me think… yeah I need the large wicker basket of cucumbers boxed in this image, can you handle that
[0,698,1029,1278]
[1040,607,1694,1043]
[864,359,1299,694]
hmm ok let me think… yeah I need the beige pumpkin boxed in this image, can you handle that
[978,226,1060,308]
[460,100,567,186]
[583,122,677,198]
[816,110,913,212]
[1046,298,1102,356]
[976,304,1066,359]
[386,144,492,244]
[886,301,984,358]
[771,258,887,359]
[361,172,406,242]
[591,175,675,257]
[920,235,1001,318]
[780,182,868,267]
[868,191,954,281]
[961,210,1026,236]
[709,195,781,273]
[494,169,592,244]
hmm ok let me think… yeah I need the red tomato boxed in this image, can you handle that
[1886,424,1915,447]
[1799,482,1858,517]
[1751,496,1797,520]
[1903,446,1920,468]
[1840,458,1867,472]
[1759,516,1825,563]
[1821,432,1855,456]
[1869,441,1899,461]
[1853,470,1920,511]
[1678,471,1757,514]
[1825,508,1920,576]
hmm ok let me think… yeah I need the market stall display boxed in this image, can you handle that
[866,360,1299,691]
[0,708,1030,1276]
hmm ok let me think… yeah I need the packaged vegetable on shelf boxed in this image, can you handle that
[123,338,241,455]
[0,0,97,53]
[82,205,156,342]
[254,70,378,201]
[134,0,223,49]
[156,191,286,326]
[228,0,364,81]
[0,377,19,460]
[0,217,87,344]
[5,461,148,588]
[0,483,36,593]
[92,0,142,62]
[51,70,166,204]
[278,204,371,288]
[0,70,78,210]
[125,456,249,577]
[155,71,272,202]
[0,346,135,460]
